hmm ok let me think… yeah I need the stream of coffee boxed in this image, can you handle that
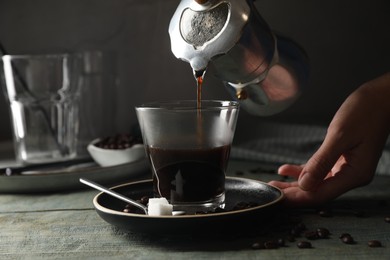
[194,69,206,110]
[196,75,202,109]
[195,69,206,145]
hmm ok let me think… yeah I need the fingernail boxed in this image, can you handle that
[298,172,317,191]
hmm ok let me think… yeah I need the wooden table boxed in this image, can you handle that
[1,159,389,259]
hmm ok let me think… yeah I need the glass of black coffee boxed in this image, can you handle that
[135,100,239,213]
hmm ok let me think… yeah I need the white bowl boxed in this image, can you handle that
[87,138,146,167]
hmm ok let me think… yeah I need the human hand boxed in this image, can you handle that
[269,73,390,207]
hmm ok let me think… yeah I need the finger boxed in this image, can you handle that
[268,181,304,207]
[278,187,316,207]
[298,133,347,191]
[268,180,298,189]
[266,181,318,207]
[278,164,304,179]
[283,166,373,207]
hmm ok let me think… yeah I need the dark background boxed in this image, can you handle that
[1,0,389,142]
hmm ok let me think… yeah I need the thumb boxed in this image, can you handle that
[299,135,345,191]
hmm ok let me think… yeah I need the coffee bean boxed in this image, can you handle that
[277,238,286,247]
[95,133,142,150]
[368,240,382,247]
[264,240,279,249]
[339,233,351,239]
[290,227,301,237]
[297,241,312,249]
[341,236,354,244]
[251,242,264,250]
[340,234,355,244]
[385,216,390,223]
[139,196,149,206]
[123,203,144,214]
[290,222,306,237]
[316,228,330,239]
[124,203,135,211]
[318,209,333,217]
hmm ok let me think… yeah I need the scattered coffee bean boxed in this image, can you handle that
[341,236,355,244]
[251,242,265,250]
[368,240,382,248]
[316,228,330,239]
[318,209,333,217]
[277,238,286,247]
[264,240,279,249]
[290,222,306,237]
[385,216,390,223]
[340,233,355,244]
[339,233,349,239]
[122,195,151,214]
[123,203,145,214]
[297,241,312,249]
[139,196,149,206]
[289,228,301,237]
[251,238,287,250]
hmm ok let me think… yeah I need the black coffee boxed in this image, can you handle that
[147,145,230,204]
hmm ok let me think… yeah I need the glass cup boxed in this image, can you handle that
[135,100,239,213]
[76,51,117,156]
[1,54,82,164]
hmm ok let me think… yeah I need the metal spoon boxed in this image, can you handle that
[79,178,148,215]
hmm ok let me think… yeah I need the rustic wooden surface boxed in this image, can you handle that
[0,160,389,259]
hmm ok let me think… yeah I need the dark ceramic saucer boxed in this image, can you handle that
[93,177,284,235]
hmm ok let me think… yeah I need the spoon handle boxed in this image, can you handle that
[79,178,148,214]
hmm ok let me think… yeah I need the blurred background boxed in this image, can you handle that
[1,0,389,145]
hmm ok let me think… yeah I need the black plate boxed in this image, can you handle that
[93,177,284,235]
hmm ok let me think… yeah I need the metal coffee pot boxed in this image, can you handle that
[169,0,309,116]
